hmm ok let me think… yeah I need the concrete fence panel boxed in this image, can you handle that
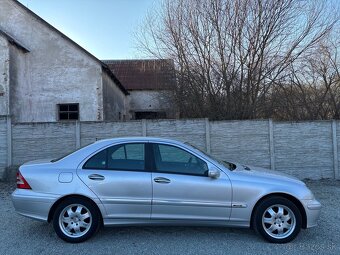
[80,121,143,147]
[12,122,76,165]
[146,119,207,151]
[273,121,334,179]
[210,120,271,169]
[0,117,339,181]
[0,117,7,178]
[336,121,340,179]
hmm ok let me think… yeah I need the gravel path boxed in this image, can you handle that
[0,180,339,255]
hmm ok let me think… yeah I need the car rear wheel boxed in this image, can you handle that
[253,196,302,243]
[53,197,101,243]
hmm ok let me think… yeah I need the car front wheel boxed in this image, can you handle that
[53,197,101,243]
[253,196,302,243]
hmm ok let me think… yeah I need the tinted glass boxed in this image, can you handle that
[108,143,145,171]
[153,144,208,176]
[59,105,68,111]
[69,104,78,111]
[83,149,107,169]
[69,112,79,120]
[59,112,68,120]
[111,146,125,159]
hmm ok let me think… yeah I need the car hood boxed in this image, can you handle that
[231,163,305,185]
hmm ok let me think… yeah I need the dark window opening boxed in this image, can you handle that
[58,103,79,121]
[135,111,166,120]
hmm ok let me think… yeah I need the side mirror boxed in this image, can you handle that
[208,168,220,179]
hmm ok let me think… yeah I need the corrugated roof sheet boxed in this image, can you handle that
[103,59,176,90]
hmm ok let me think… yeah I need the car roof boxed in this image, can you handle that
[94,137,186,145]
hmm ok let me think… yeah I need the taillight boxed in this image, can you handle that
[16,171,31,189]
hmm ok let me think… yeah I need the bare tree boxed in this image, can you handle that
[272,39,340,120]
[137,0,339,120]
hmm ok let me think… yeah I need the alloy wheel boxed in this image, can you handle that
[262,204,296,239]
[58,204,92,238]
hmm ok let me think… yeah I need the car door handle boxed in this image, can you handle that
[153,177,171,184]
[88,174,105,181]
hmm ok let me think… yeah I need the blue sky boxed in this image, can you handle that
[17,0,157,60]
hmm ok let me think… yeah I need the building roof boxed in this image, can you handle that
[11,0,129,95]
[103,59,176,91]
[0,29,30,53]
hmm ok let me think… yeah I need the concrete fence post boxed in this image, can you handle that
[332,120,339,180]
[268,119,275,170]
[205,118,211,154]
[142,119,147,136]
[75,121,81,149]
[6,116,12,167]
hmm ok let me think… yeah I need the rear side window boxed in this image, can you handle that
[108,143,145,170]
[83,149,107,169]
[83,143,145,171]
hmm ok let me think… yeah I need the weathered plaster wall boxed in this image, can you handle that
[129,90,176,118]
[0,0,103,122]
[0,35,9,116]
[102,71,129,121]
[8,44,27,122]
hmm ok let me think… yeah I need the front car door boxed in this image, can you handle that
[77,142,152,219]
[150,142,232,221]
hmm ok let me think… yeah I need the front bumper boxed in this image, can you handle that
[11,189,58,221]
[301,199,322,228]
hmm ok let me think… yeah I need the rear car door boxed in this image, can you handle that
[150,142,232,221]
[77,142,152,219]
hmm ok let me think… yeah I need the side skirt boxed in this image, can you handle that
[103,219,250,228]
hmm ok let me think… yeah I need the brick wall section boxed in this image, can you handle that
[0,118,339,180]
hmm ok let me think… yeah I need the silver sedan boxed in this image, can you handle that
[12,137,321,243]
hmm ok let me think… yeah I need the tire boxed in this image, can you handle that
[53,197,101,243]
[252,196,302,243]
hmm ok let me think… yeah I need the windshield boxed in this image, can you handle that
[184,142,236,170]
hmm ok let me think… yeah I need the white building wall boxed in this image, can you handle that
[0,35,9,116]
[129,90,176,118]
[102,71,130,121]
[0,0,104,122]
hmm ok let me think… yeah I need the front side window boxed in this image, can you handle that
[83,143,145,171]
[152,144,208,176]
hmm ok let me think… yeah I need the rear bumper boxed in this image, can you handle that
[11,189,58,222]
[301,199,322,228]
